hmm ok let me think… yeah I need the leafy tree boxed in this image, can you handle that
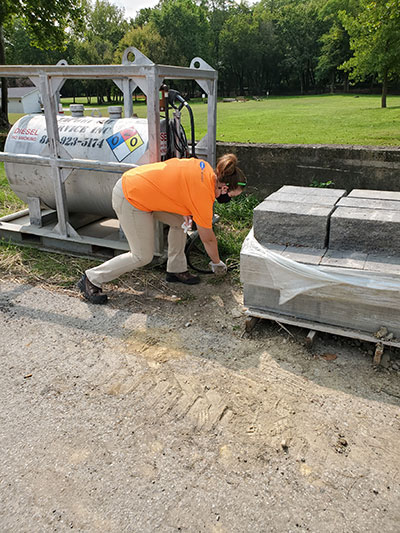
[204,0,236,67]
[134,7,155,27]
[151,0,211,66]
[340,0,400,107]
[68,0,128,104]
[316,0,357,92]
[0,0,84,130]
[253,1,283,94]
[275,0,327,94]
[316,22,351,92]
[219,4,259,95]
[87,0,128,46]
[4,19,66,65]
[114,22,169,65]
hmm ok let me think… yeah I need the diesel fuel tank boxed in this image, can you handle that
[5,113,157,218]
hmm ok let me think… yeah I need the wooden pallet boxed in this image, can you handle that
[245,307,400,365]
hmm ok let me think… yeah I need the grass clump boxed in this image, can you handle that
[0,162,100,286]
[0,163,26,217]
[214,193,259,273]
[0,240,99,288]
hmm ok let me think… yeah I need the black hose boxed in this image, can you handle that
[168,89,196,157]
[169,118,189,158]
[186,103,196,157]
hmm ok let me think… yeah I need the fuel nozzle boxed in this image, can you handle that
[159,84,168,112]
[168,89,187,110]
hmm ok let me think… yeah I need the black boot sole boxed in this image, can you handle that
[77,276,108,304]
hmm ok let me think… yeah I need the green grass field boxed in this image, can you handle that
[59,93,400,146]
[212,94,400,146]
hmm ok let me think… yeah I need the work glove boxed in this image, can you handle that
[181,216,193,233]
[209,260,227,275]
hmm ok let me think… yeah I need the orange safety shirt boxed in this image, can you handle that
[121,158,216,228]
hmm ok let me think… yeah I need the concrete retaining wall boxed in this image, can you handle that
[217,142,400,199]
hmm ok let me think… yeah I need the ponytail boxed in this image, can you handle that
[215,153,247,191]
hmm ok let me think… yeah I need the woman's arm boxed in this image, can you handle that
[196,226,220,264]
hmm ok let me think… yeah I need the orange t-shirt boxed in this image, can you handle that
[121,158,216,228]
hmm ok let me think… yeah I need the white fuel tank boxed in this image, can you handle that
[5,114,158,217]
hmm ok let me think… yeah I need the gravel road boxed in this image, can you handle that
[1,276,400,532]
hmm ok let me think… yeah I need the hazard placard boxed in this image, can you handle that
[106,128,144,161]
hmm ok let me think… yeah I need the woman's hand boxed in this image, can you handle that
[181,215,193,233]
[183,215,193,229]
[209,260,227,275]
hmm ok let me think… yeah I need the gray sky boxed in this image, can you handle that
[110,0,160,19]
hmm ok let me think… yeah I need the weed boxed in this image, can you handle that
[0,163,26,217]
[213,193,259,275]
[309,180,335,188]
[215,193,259,229]
[0,239,99,287]
[176,293,197,304]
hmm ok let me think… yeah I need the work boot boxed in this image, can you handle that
[77,274,108,304]
[165,271,200,285]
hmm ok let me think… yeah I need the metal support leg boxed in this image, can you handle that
[27,197,43,227]
[39,74,79,239]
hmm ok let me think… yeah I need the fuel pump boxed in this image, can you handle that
[160,86,196,160]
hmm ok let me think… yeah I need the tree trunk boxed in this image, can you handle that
[330,71,335,94]
[0,25,10,132]
[343,72,349,93]
[299,72,304,95]
[381,69,388,108]
[106,84,112,104]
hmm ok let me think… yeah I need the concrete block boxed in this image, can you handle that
[270,185,347,202]
[281,246,325,265]
[240,243,324,287]
[243,283,400,337]
[253,200,334,248]
[349,189,400,201]
[320,250,367,270]
[364,254,400,276]
[337,197,400,211]
[329,206,400,253]
[267,191,343,206]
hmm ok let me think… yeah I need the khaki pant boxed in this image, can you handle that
[86,179,187,287]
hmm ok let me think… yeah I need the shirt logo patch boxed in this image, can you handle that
[106,127,144,161]
[200,160,205,181]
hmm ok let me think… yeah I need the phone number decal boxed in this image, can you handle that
[39,135,105,148]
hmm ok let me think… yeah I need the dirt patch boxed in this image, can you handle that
[1,270,400,531]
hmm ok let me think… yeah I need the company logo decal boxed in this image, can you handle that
[200,160,205,182]
[106,127,144,161]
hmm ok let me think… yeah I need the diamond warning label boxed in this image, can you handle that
[106,127,144,161]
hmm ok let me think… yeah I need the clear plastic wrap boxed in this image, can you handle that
[241,229,400,305]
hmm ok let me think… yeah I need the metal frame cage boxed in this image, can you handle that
[0,47,217,258]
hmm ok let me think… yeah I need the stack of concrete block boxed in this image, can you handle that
[330,189,400,254]
[253,185,347,249]
[241,186,400,337]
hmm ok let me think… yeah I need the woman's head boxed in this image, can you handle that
[215,153,247,195]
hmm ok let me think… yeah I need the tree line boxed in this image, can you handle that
[1,0,400,129]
